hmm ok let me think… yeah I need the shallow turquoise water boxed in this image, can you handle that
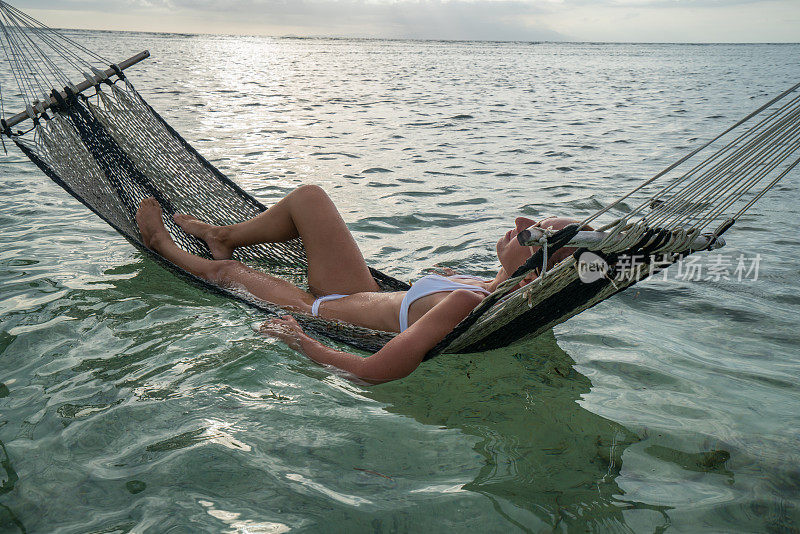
[1,34,799,532]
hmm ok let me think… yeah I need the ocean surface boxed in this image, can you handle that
[1,32,799,533]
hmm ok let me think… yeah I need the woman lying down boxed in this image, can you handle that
[135,185,581,383]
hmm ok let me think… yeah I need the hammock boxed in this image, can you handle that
[2,1,799,358]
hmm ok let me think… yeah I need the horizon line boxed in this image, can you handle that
[50,26,800,46]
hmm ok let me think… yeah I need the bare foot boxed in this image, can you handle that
[136,197,172,251]
[173,213,233,259]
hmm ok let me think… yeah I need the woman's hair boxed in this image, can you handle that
[522,219,593,284]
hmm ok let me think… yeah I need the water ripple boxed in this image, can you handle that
[1,36,799,532]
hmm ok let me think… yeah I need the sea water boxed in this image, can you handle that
[0,33,799,532]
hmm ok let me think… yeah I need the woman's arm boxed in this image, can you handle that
[262,289,484,383]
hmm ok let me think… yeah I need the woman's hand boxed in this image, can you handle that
[260,315,305,350]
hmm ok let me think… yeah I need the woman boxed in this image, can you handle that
[135,185,580,383]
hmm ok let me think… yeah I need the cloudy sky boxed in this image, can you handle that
[21,0,800,42]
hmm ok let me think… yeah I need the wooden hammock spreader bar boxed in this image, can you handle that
[517,225,727,252]
[1,50,150,130]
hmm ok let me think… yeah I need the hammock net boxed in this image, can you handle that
[2,1,799,357]
[13,77,408,352]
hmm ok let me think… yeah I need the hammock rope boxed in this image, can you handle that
[647,94,800,230]
[2,0,798,357]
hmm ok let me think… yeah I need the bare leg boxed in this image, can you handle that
[174,185,379,296]
[137,198,313,311]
